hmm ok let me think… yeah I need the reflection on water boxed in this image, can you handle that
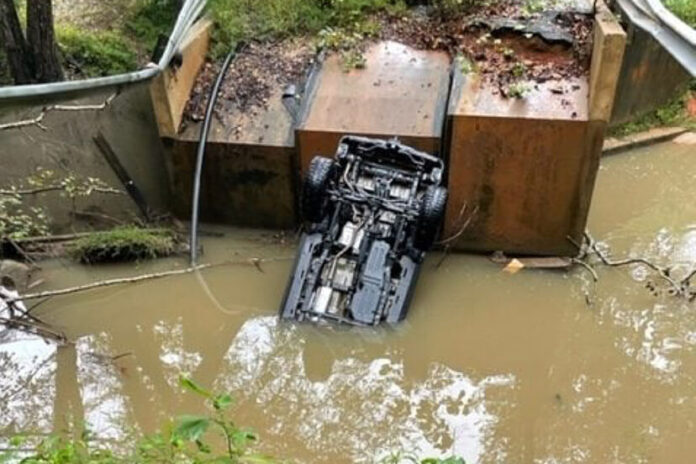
[1,141,696,462]
[0,334,55,441]
[214,316,514,463]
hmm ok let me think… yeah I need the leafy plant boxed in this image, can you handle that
[0,195,50,240]
[511,61,526,78]
[0,168,118,240]
[458,55,475,75]
[379,450,467,464]
[507,81,531,99]
[0,377,274,464]
[317,24,377,71]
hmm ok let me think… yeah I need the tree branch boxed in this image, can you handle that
[567,231,695,300]
[0,185,123,196]
[0,92,118,131]
[4,256,293,304]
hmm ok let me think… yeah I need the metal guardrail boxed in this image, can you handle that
[0,0,207,99]
[619,0,696,76]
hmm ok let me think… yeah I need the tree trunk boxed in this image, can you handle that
[26,0,63,82]
[0,0,35,84]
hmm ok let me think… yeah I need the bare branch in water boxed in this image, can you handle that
[567,231,695,300]
[4,256,293,304]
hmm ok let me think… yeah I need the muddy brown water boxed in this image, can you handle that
[2,141,696,463]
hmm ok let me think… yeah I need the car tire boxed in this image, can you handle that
[415,186,448,250]
[302,156,334,223]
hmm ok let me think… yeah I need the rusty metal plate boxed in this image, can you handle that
[445,69,602,256]
[297,41,451,174]
[178,84,295,148]
[450,73,589,121]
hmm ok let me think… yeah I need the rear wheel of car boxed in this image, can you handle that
[415,186,448,250]
[302,156,334,223]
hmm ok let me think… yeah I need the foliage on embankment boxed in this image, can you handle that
[665,0,696,27]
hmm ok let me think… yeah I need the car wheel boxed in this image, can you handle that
[415,186,448,250]
[302,156,334,223]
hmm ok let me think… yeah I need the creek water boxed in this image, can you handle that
[1,140,696,463]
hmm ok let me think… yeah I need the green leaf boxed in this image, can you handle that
[213,393,234,411]
[174,415,211,442]
[421,458,466,464]
[231,427,257,449]
[240,454,277,464]
[179,376,212,398]
[8,435,25,447]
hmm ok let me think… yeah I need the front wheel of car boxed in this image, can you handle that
[415,186,448,250]
[302,156,334,223]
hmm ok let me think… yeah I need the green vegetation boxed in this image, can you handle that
[0,377,466,464]
[207,0,406,58]
[71,226,176,263]
[0,168,118,240]
[664,0,696,27]
[608,86,696,137]
[57,25,137,77]
[125,0,180,49]
[0,195,50,240]
[54,0,181,77]
[0,377,272,464]
[508,81,531,99]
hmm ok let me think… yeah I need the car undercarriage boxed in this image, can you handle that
[280,136,448,326]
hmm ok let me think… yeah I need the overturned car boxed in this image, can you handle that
[280,136,448,326]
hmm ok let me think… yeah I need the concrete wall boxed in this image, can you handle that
[168,139,297,228]
[0,82,171,232]
[610,3,692,126]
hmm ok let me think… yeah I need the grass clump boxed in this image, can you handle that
[664,0,696,27]
[57,25,137,77]
[608,85,696,137]
[71,226,175,263]
[207,0,405,58]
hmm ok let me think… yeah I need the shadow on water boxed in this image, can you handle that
[2,141,696,463]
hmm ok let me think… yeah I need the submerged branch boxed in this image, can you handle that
[435,203,478,269]
[567,231,695,300]
[4,256,293,304]
[584,231,684,294]
[0,317,68,343]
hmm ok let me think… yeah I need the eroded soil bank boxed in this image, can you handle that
[2,140,696,462]
[184,0,594,125]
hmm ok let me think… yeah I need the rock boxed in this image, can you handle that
[0,260,33,292]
